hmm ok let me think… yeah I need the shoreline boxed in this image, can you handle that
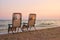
[0,26,60,35]
[0,26,60,40]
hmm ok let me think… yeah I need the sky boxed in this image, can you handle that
[0,0,60,20]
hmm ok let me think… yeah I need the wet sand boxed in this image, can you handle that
[0,26,60,40]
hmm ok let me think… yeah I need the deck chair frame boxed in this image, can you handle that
[21,14,36,31]
[8,13,22,33]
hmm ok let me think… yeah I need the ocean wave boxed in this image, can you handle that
[0,25,6,27]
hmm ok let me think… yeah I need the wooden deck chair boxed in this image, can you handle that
[8,13,22,33]
[21,14,36,31]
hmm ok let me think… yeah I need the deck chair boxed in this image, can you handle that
[21,14,36,31]
[8,13,22,33]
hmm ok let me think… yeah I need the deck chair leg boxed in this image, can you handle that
[8,25,10,33]
[34,27,36,30]
[11,28,13,33]
[20,28,22,32]
[21,28,22,32]
[12,27,16,33]
[8,30,10,33]
[17,28,19,32]
[8,27,12,33]
[15,28,18,32]
[8,29,9,33]
[30,27,32,30]
[12,30,13,33]
[21,29,24,32]
[27,27,29,31]
[15,28,17,33]
[8,27,9,33]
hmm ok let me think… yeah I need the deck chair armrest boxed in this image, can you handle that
[8,24,12,27]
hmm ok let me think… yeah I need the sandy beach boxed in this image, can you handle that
[0,26,60,40]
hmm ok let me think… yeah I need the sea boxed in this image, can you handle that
[0,20,60,34]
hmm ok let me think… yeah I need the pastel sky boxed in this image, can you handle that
[0,0,60,20]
